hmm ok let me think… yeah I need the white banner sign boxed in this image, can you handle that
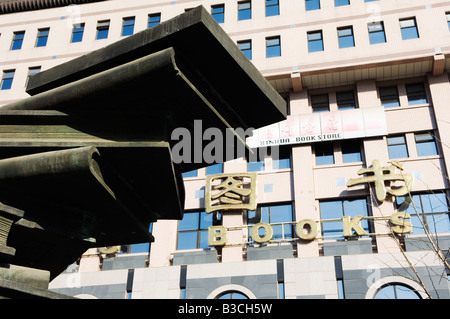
[246,107,387,148]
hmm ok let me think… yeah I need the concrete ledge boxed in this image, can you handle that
[172,249,218,266]
[246,244,294,261]
[323,239,373,256]
[405,235,450,252]
[102,255,147,271]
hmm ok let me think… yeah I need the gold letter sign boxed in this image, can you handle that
[205,173,257,213]
[347,160,414,202]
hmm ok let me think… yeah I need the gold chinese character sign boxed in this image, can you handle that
[347,160,414,202]
[205,173,257,213]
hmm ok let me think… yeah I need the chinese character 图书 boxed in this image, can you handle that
[205,173,257,213]
[347,160,414,202]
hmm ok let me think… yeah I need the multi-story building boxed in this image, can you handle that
[1,0,450,299]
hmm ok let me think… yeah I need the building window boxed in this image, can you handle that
[405,83,428,105]
[320,198,370,240]
[248,159,264,172]
[311,94,329,113]
[266,0,280,17]
[387,135,409,159]
[415,132,438,157]
[308,30,324,52]
[148,13,161,28]
[278,282,285,299]
[96,20,110,40]
[182,169,198,178]
[336,91,356,110]
[400,18,419,40]
[238,1,251,21]
[127,226,153,254]
[217,291,249,299]
[26,67,41,87]
[248,204,294,242]
[1,70,15,90]
[177,211,215,250]
[206,163,223,175]
[341,140,362,163]
[335,0,350,7]
[379,86,400,108]
[337,280,345,299]
[305,0,320,11]
[374,284,421,299]
[11,31,25,50]
[266,36,281,58]
[122,17,135,36]
[36,28,49,47]
[315,142,334,166]
[368,21,386,44]
[71,23,85,43]
[211,5,225,23]
[338,26,355,48]
[397,192,450,235]
[238,40,252,60]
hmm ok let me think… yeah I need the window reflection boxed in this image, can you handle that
[374,284,421,299]
[217,291,249,299]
